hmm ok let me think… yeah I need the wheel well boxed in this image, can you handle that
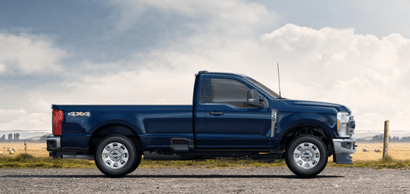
[88,124,142,155]
[280,124,333,155]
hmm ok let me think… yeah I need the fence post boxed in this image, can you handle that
[383,120,389,158]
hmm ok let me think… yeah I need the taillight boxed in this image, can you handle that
[52,110,64,136]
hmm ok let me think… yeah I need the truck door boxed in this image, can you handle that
[196,76,272,148]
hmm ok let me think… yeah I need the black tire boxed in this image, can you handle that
[125,154,142,174]
[285,135,328,178]
[95,135,141,177]
[125,140,142,174]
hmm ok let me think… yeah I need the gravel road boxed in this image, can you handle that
[1,167,409,193]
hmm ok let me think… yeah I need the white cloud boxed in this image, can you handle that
[0,108,27,122]
[62,68,195,104]
[0,33,66,74]
[0,107,50,131]
[108,0,275,35]
[0,63,5,73]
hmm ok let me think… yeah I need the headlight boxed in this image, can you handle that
[337,112,355,137]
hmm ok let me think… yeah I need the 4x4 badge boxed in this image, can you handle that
[67,112,90,117]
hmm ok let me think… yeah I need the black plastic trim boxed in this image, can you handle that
[333,137,351,139]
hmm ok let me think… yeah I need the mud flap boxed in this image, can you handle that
[333,153,353,164]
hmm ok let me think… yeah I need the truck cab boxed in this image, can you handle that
[47,71,356,177]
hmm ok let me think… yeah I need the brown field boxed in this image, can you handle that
[1,142,410,162]
[0,142,49,157]
[349,143,410,161]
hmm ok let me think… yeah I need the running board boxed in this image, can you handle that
[170,138,194,152]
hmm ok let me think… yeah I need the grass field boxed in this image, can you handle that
[352,143,410,161]
[1,142,410,162]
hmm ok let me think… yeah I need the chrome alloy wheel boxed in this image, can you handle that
[293,142,320,169]
[102,142,129,169]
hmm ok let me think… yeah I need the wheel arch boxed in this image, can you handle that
[280,123,334,155]
[88,123,143,155]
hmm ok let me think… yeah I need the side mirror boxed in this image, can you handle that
[247,89,266,108]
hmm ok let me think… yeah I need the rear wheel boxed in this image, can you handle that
[95,135,141,177]
[285,135,328,178]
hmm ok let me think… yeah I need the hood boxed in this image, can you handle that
[282,99,351,113]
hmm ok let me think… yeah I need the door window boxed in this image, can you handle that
[210,78,251,108]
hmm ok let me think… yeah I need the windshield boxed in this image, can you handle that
[246,76,280,99]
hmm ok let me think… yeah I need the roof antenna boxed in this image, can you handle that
[277,63,282,99]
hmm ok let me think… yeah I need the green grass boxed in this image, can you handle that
[1,154,410,170]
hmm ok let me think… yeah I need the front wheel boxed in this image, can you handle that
[285,135,328,178]
[95,135,141,177]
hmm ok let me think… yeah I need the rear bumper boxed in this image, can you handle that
[47,136,61,158]
[332,138,356,164]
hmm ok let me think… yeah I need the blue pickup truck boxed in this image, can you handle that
[47,71,356,177]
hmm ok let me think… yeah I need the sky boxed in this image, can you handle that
[1,0,410,136]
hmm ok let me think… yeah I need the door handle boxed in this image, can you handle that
[209,111,224,115]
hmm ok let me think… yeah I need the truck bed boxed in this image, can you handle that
[53,105,193,150]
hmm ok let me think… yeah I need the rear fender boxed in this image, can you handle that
[89,119,144,135]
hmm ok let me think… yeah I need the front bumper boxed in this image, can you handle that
[46,136,61,158]
[332,138,356,164]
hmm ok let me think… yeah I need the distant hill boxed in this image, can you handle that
[0,130,51,140]
[354,130,410,138]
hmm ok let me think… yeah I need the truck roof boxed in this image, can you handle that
[196,70,246,78]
